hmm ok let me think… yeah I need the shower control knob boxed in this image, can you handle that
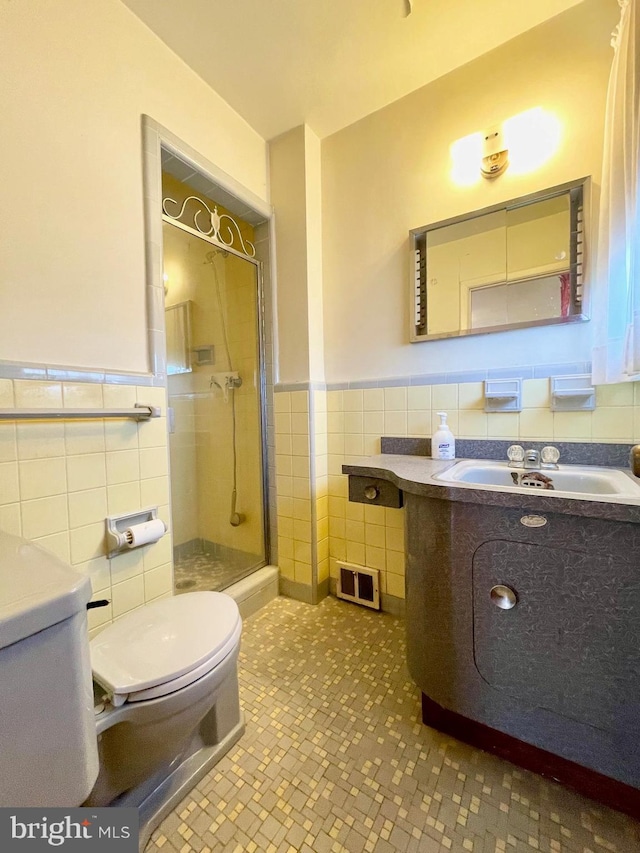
[364,485,379,501]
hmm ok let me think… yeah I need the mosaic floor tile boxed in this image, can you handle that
[145,596,640,853]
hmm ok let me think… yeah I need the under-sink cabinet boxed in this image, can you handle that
[345,460,640,816]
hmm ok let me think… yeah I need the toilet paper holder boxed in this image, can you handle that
[105,507,167,558]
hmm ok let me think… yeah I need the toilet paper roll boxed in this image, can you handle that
[123,519,167,548]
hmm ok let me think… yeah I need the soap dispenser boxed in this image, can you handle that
[432,411,455,460]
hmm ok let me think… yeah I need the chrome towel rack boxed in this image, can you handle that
[0,403,161,421]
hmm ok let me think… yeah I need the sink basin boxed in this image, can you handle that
[433,459,640,500]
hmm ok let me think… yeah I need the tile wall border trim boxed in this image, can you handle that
[275,381,327,393]
[275,362,593,393]
[0,361,160,385]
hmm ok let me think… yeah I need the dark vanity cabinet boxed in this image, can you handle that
[345,461,640,811]
[473,539,639,733]
[404,494,640,801]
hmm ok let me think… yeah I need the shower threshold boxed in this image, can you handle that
[173,538,265,594]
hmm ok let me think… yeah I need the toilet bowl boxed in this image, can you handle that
[84,591,245,849]
[0,533,244,851]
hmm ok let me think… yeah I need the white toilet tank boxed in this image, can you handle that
[0,532,99,806]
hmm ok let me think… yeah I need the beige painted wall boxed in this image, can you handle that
[269,125,325,384]
[304,127,326,383]
[0,1,268,625]
[270,128,311,384]
[0,0,267,373]
[321,0,618,383]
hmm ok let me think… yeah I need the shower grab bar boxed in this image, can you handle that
[0,403,161,421]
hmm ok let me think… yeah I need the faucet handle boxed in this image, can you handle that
[541,446,560,468]
[507,444,525,466]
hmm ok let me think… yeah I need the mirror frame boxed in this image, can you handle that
[409,176,590,342]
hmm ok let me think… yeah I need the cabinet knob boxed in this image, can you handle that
[490,585,517,610]
[364,485,379,500]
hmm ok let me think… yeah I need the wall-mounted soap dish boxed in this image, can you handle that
[192,345,215,366]
[484,379,522,413]
[550,374,595,411]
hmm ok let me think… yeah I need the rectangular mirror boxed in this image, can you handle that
[410,178,587,341]
[165,300,192,375]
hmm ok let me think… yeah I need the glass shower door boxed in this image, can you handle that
[163,220,266,593]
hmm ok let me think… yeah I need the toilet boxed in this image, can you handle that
[0,532,245,850]
[85,590,244,835]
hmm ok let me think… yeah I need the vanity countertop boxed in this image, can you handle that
[343,454,640,524]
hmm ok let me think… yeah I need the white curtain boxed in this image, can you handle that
[592,0,640,384]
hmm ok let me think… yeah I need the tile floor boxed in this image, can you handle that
[145,597,640,853]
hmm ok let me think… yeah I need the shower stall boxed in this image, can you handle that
[161,174,268,593]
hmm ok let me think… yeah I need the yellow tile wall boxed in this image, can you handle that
[0,379,172,635]
[314,390,329,588]
[275,390,313,588]
[326,388,406,602]
[311,378,640,604]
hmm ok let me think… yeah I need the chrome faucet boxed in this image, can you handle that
[507,445,560,469]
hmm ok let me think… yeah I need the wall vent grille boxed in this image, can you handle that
[336,563,380,610]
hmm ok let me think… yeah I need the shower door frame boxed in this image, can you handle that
[162,215,272,583]
[141,114,276,591]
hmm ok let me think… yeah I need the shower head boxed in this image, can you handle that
[204,248,229,264]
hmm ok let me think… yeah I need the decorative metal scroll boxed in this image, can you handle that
[162,195,256,258]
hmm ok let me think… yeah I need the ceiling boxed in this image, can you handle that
[121,0,585,141]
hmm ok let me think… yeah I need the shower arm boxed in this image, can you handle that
[210,372,243,403]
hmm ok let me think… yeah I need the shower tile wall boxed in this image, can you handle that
[274,378,640,608]
[0,378,172,635]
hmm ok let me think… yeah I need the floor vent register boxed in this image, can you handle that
[336,563,380,610]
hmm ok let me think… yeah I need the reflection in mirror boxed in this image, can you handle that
[165,301,192,375]
[411,178,587,341]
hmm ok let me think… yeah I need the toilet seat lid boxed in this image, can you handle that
[90,591,241,697]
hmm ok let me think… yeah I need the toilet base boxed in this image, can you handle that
[85,641,245,850]
[113,712,245,852]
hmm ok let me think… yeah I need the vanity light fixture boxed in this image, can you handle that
[481,125,509,179]
[451,108,561,186]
